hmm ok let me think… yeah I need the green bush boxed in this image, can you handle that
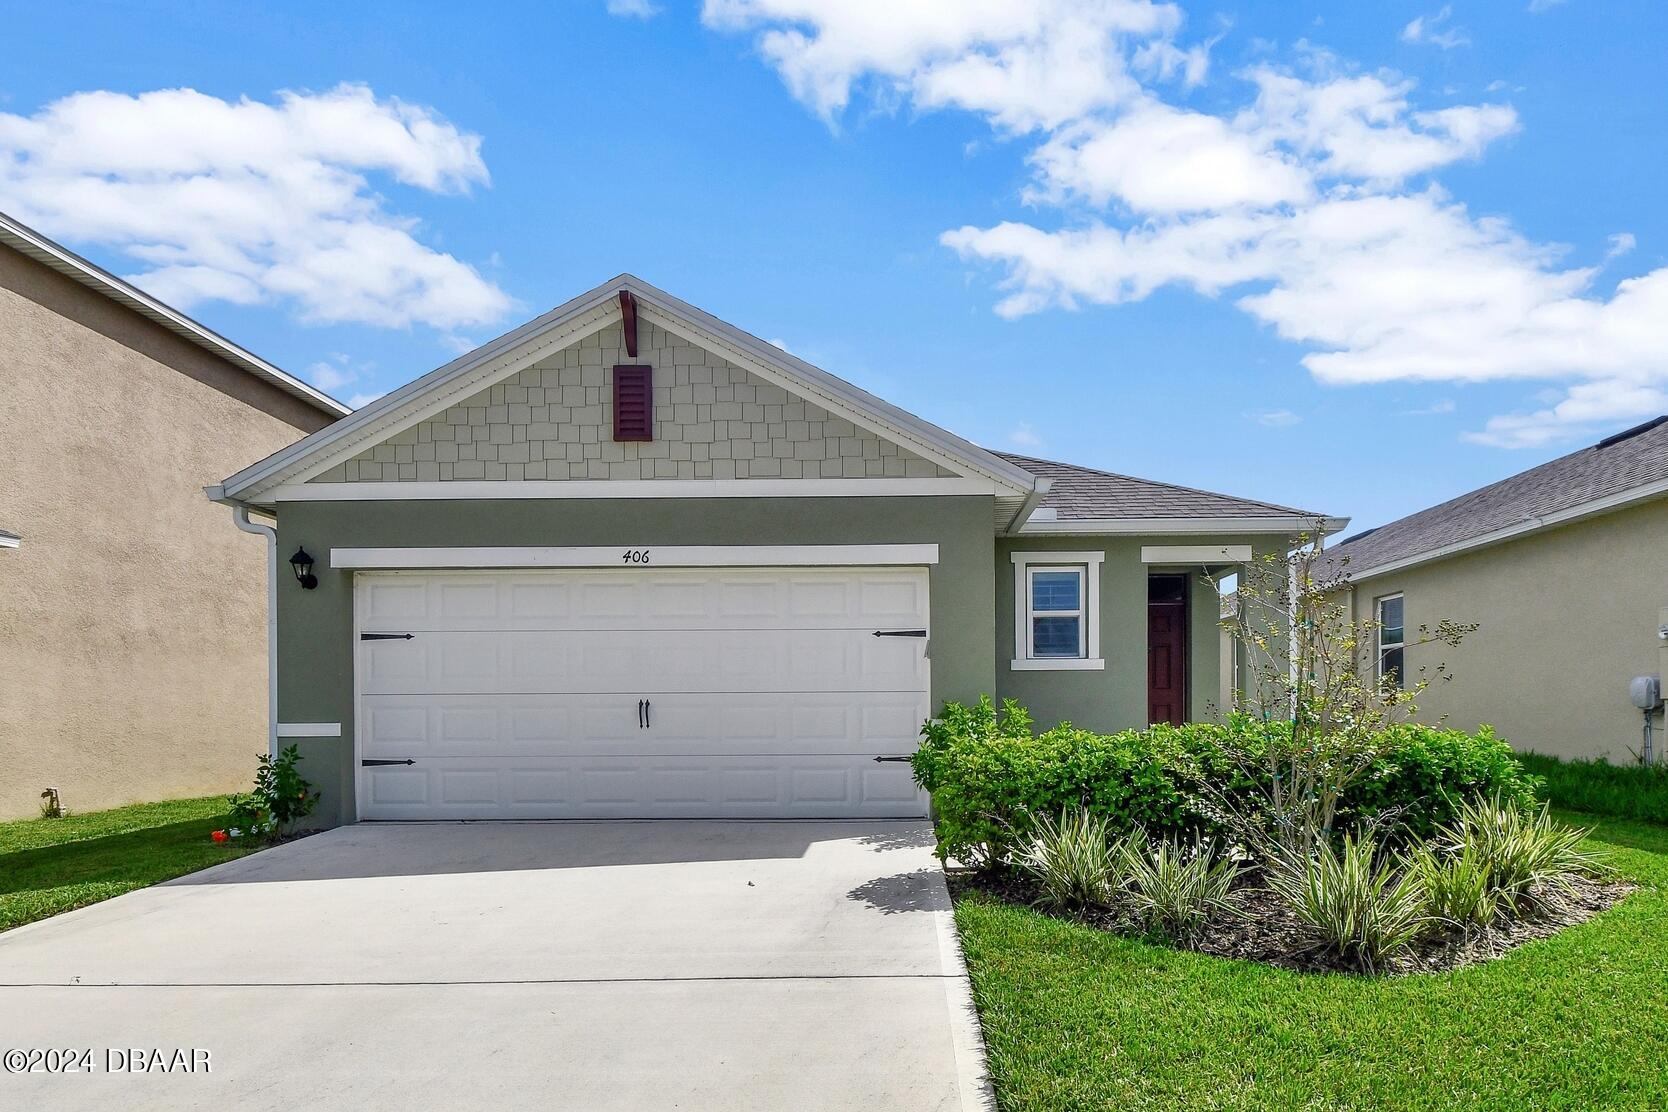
[1407,842,1499,931]
[225,745,318,842]
[911,697,1540,865]
[1440,795,1609,914]
[1516,752,1668,823]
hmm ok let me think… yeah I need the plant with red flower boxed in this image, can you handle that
[211,829,229,843]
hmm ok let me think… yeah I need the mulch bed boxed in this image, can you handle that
[949,869,1636,976]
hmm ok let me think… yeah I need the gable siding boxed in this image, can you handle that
[314,321,953,482]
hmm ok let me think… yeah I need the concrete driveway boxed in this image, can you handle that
[0,821,990,1111]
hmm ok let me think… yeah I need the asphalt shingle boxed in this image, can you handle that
[991,451,1332,522]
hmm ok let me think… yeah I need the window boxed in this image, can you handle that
[1377,593,1405,689]
[1011,552,1105,671]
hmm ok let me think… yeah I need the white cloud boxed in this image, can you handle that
[1606,232,1637,261]
[713,4,1661,449]
[702,0,1185,130]
[606,0,661,18]
[1007,422,1044,448]
[304,360,355,393]
[1248,408,1302,427]
[346,391,387,410]
[1401,7,1470,50]
[0,84,513,330]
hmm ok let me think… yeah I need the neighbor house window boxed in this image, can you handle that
[1377,593,1405,689]
[1010,552,1105,671]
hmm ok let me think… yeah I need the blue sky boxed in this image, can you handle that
[4,1,1665,530]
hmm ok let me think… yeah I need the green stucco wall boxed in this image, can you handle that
[995,534,1287,732]
[276,495,995,826]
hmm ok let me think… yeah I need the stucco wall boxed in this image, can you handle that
[314,321,952,483]
[0,242,334,820]
[994,534,1284,731]
[1347,497,1668,761]
[274,495,995,828]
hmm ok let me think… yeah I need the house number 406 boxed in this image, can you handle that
[621,549,651,564]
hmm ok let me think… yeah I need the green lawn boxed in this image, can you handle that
[0,796,263,933]
[955,811,1668,1111]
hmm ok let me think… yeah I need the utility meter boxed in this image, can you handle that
[1631,675,1663,711]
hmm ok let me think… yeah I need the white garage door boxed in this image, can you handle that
[354,566,931,819]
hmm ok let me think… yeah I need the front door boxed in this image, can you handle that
[1147,574,1188,726]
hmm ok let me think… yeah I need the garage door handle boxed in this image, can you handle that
[644,700,651,728]
[360,632,414,641]
[873,629,927,637]
[361,759,415,766]
[872,756,912,763]
[637,699,645,728]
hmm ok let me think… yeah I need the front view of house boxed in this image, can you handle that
[211,276,1341,827]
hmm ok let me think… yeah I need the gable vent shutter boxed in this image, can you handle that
[613,364,653,442]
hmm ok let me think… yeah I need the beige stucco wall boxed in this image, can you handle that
[0,242,334,819]
[313,320,952,483]
[1347,497,1668,761]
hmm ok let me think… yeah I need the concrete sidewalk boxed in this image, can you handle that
[0,821,991,1111]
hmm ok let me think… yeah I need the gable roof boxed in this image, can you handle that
[1325,416,1668,581]
[993,452,1346,535]
[214,273,1041,505]
[0,209,349,420]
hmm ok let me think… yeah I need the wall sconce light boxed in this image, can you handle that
[289,547,318,590]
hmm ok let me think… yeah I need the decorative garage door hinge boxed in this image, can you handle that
[871,756,912,763]
[360,632,415,640]
[872,629,927,637]
[361,759,416,766]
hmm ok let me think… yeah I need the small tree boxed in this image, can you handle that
[1205,525,1475,857]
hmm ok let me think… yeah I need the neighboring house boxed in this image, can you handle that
[210,275,1341,826]
[0,212,350,820]
[1322,416,1668,762]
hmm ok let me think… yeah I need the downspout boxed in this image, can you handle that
[231,504,278,760]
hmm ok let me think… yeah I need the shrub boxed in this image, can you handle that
[1117,830,1241,943]
[224,745,318,843]
[1013,808,1120,913]
[1441,795,1609,914]
[912,698,1541,865]
[1516,752,1668,823]
[1266,834,1433,973]
[1407,842,1499,931]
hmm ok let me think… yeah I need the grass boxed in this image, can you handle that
[1518,752,1668,823]
[954,810,1668,1111]
[0,796,262,933]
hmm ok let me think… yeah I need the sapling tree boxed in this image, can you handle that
[1205,525,1476,858]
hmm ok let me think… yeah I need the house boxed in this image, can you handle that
[1322,416,1668,762]
[0,211,350,820]
[209,275,1341,826]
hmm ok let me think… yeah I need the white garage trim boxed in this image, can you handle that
[333,543,939,570]
[1141,544,1253,564]
[277,722,342,737]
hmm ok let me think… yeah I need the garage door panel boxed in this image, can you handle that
[355,568,927,632]
[360,756,922,819]
[360,629,926,695]
[360,691,922,759]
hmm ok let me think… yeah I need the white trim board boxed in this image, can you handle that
[1142,544,1253,564]
[276,722,341,737]
[273,478,1000,502]
[1017,516,1349,536]
[331,544,941,570]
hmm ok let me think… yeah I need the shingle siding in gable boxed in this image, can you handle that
[314,321,954,482]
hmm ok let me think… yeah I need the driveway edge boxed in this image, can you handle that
[931,869,997,1112]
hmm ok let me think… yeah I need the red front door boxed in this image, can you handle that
[1147,574,1189,726]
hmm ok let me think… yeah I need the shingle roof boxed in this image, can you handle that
[1324,416,1668,578]
[992,451,1334,522]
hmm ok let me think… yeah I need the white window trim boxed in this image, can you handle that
[1376,592,1405,686]
[1010,551,1105,671]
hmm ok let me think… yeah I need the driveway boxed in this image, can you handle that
[0,821,990,1111]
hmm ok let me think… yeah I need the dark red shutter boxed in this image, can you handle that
[612,364,653,441]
